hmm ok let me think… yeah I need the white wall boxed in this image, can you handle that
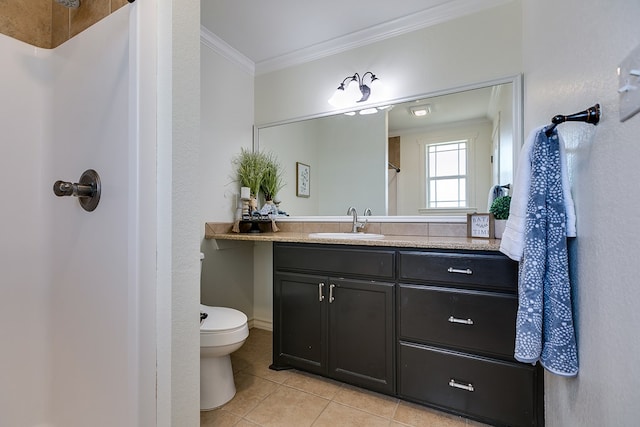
[0,33,51,427]
[200,39,256,320]
[255,1,522,125]
[158,0,201,424]
[200,42,255,225]
[522,0,640,425]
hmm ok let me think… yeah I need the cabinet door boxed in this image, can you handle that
[328,278,395,394]
[273,272,327,375]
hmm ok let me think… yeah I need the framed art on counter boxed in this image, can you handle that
[467,213,494,238]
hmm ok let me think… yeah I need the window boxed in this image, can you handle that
[426,140,468,208]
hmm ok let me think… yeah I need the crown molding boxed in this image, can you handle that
[255,0,513,75]
[200,25,255,76]
[200,0,512,76]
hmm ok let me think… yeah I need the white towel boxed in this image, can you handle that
[487,185,503,211]
[500,126,576,261]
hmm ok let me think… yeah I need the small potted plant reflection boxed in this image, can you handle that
[489,195,511,239]
[260,151,285,208]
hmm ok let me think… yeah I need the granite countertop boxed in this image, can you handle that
[205,223,502,251]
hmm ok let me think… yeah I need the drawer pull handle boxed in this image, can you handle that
[329,284,335,303]
[318,283,325,302]
[448,316,474,325]
[448,267,472,275]
[449,379,474,392]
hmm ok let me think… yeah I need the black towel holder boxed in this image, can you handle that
[545,104,601,137]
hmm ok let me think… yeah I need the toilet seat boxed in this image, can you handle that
[200,305,248,348]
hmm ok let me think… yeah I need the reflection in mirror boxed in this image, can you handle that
[257,77,521,217]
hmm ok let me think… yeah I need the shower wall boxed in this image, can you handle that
[0,7,140,427]
[0,0,128,48]
[0,28,52,427]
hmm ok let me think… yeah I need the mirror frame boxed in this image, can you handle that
[254,74,523,222]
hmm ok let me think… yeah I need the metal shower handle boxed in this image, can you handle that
[53,169,101,212]
[53,181,95,198]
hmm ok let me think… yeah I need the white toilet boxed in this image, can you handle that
[200,254,249,410]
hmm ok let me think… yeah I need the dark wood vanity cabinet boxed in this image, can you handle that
[272,243,395,394]
[397,250,544,427]
[272,243,543,426]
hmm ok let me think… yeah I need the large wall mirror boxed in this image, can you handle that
[256,75,522,218]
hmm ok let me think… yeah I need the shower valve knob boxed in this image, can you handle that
[53,181,94,198]
[53,181,74,197]
[53,169,101,212]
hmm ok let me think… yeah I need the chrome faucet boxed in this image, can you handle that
[347,206,367,233]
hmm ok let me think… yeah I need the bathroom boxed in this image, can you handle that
[1,0,639,426]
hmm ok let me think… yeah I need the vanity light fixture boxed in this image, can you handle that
[328,72,380,108]
[409,104,432,117]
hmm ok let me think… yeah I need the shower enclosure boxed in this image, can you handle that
[0,5,158,427]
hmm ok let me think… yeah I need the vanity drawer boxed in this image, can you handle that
[398,284,517,358]
[398,251,517,291]
[273,243,395,280]
[398,342,538,427]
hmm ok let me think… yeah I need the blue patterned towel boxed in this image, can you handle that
[514,127,578,376]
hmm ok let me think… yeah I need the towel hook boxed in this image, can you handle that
[545,104,601,136]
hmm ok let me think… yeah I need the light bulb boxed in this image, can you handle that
[328,86,347,107]
[345,79,362,104]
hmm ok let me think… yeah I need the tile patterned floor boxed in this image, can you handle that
[201,328,490,427]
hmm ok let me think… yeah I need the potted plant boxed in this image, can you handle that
[260,151,285,204]
[489,195,511,239]
[233,148,266,212]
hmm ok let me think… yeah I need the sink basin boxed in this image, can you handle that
[308,232,384,240]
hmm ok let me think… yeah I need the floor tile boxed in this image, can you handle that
[200,408,241,427]
[393,401,467,427]
[220,372,278,417]
[241,354,294,384]
[245,384,330,427]
[312,401,391,427]
[235,420,261,427]
[283,371,343,400]
[332,384,399,419]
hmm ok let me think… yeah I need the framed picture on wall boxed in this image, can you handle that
[467,213,494,238]
[296,162,310,197]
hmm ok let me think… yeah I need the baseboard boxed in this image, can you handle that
[248,317,272,331]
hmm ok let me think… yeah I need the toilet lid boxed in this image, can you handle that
[200,304,247,332]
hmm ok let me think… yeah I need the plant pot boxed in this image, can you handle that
[494,219,507,239]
